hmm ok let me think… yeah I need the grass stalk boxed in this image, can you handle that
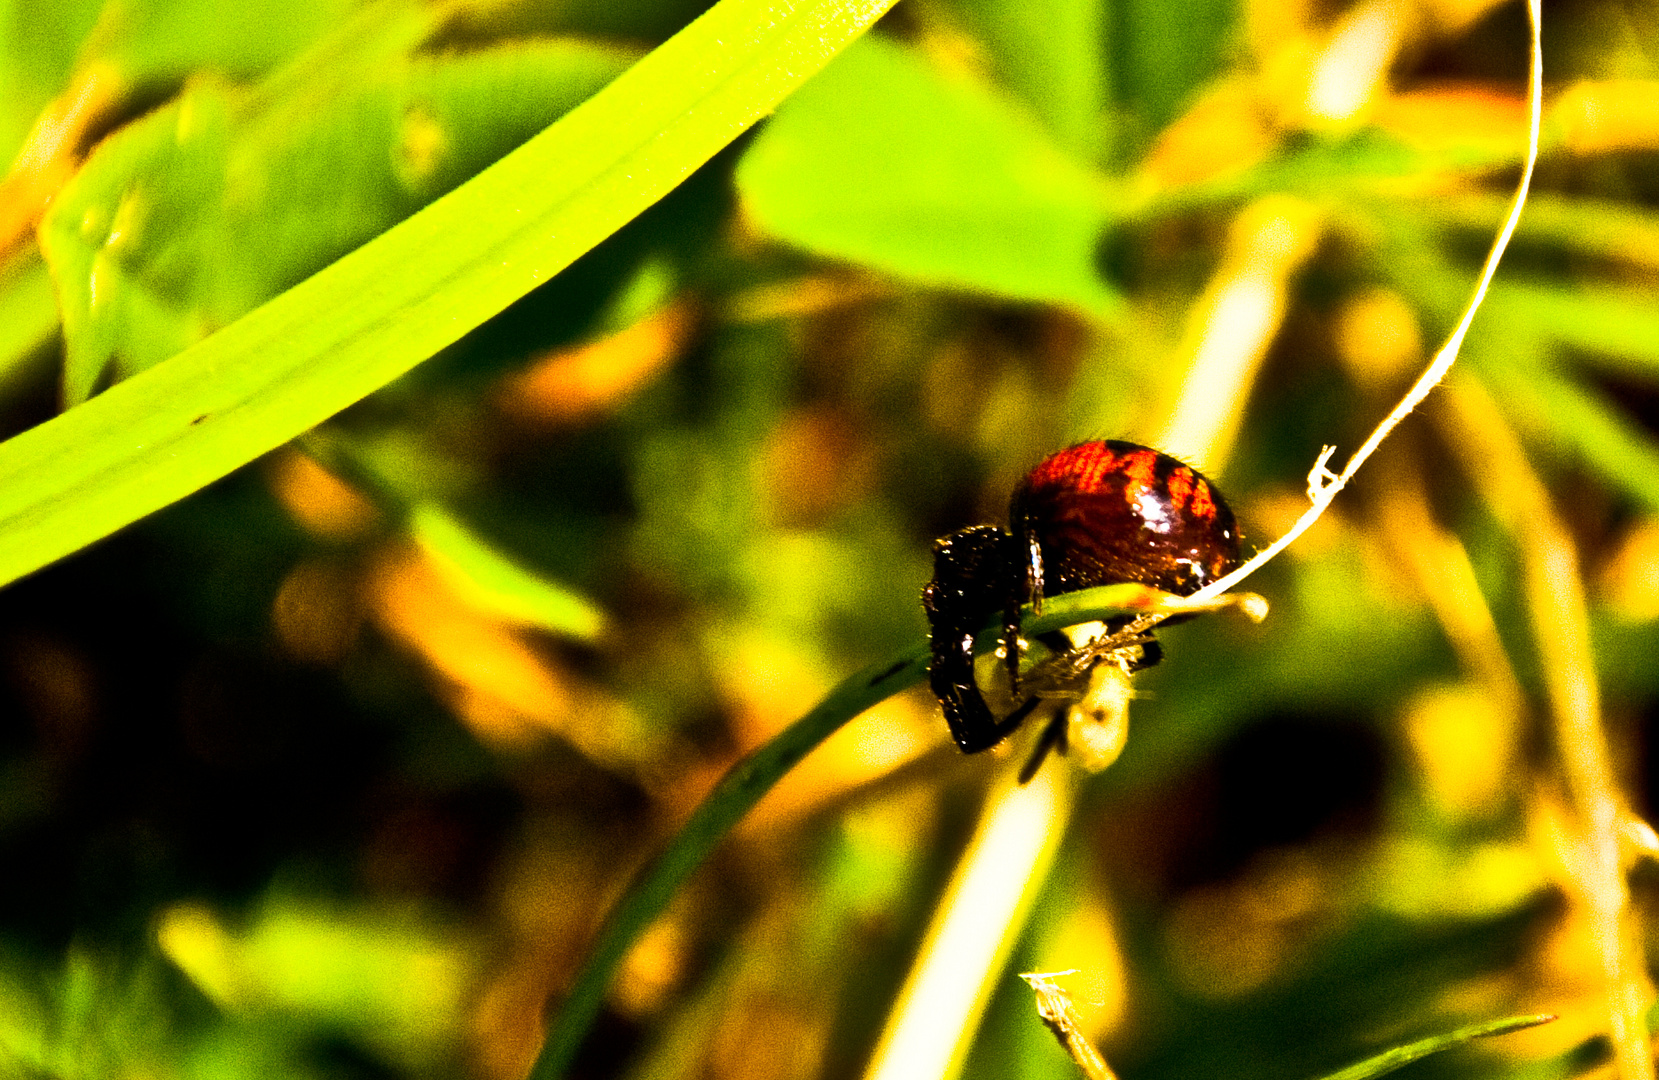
[528,584,1184,1080]
[1441,375,1655,1080]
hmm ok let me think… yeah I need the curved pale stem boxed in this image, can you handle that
[1177,0,1544,613]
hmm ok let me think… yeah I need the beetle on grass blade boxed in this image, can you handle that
[923,440,1241,780]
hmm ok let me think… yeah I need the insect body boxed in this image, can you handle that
[922,441,1240,765]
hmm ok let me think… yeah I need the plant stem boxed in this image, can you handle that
[1441,376,1655,1080]
[1177,0,1544,613]
[529,585,1177,1080]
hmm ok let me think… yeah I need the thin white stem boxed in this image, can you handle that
[1174,0,1543,611]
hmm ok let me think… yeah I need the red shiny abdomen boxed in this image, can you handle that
[1013,441,1240,597]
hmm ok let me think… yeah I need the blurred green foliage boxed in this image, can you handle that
[42,30,636,401]
[738,34,1122,316]
[2,0,1659,1079]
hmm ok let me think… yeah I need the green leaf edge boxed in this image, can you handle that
[1474,356,1659,516]
[0,0,898,591]
[1313,1014,1557,1080]
[409,502,606,642]
[530,580,1196,1080]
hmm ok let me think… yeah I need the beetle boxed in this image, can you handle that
[922,440,1241,767]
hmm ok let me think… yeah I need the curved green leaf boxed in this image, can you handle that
[1313,1014,1555,1080]
[409,502,606,642]
[1473,355,1659,515]
[1488,282,1659,378]
[0,0,898,590]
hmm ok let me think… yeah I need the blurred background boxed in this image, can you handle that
[2,0,1659,1077]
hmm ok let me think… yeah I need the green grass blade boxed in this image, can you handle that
[1314,1014,1556,1080]
[0,0,898,590]
[532,642,931,1080]
[409,502,606,643]
[531,581,1209,1080]
[1475,356,1659,515]
[1488,282,1659,377]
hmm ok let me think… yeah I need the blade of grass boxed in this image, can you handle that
[1442,373,1656,1080]
[1475,352,1659,515]
[1487,282,1659,376]
[1420,192,1659,274]
[1314,1014,1556,1080]
[408,503,607,643]
[0,0,897,589]
[529,582,1194,1080]
[865,763,1073,1080]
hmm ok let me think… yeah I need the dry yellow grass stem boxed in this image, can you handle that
[1151,195,1322,468]
[1439,375,1655,1080]
[1020,971,1119,1080]
[1372,463,1526,722]
[861,763,1075,1080]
